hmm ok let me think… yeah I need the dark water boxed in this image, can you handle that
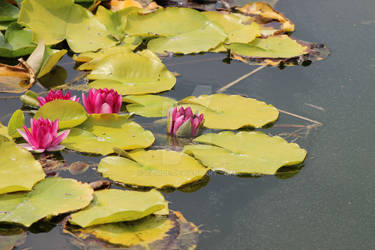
[1,0,375,249]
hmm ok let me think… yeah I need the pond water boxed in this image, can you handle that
[1,0,375,249]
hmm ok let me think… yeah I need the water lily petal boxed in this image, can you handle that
[51,130,70,146]
[47,145,65,152]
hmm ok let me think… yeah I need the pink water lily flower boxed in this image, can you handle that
[37,90,80,106]
[167,106,204,138]
[82,88,122,114]
[17,118,70,153]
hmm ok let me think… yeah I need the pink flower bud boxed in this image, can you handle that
[167,106,204,137]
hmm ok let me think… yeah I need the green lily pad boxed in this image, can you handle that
[34,100,88,129]
[7,109,24,138]
[0,123,10,140]
[67,211,199,249]
[70,189,168,227]
[62,114,155,155]
[203,11,260,44]
[183,131,307,175]
[37,48,67,78]
[123,95,177,117]
[0,1,19,22]
[126,7,210,36]
[98,149,208,188]
[18,0,117,52]
[74,45,133,63]
[179,94,279,130]
[85,50,176,95]
[0,140,45,194]
[226,35,310,59]
[148,21,226,54]
[95,6,141,41]
[0,22,35,58]
[0,177,93,227]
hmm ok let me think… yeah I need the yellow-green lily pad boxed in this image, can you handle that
[123,95,177,117]
[70,189,168,227]
[147,21,226,55]
[18,0,116,52]
[226,35,309,59]
[183,131,307,175]
[98,149,208,188]
[67,211,199,249]
[37,48,67,78]
[203,11,260,44]
[0,140,45,194]
[34,100,88,129]
[85,50,176,95]
[179,94,279,130]
[0,177,93,227]
[62,114,154,155]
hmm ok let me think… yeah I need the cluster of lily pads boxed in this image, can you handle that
[0,0,327,249]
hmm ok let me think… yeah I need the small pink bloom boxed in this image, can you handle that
[167,106,204,137]
[82,88,122,114]
[17,118,70,153]
[37,90,80,106]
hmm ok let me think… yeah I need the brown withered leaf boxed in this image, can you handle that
[0,41,45,93]
[236,2,295,34]
[229,36,329,67]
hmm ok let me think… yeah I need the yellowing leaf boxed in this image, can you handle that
[0,140,45,195]
[34,100,88,129]
[98,149,208,188]
[67,211,199,249]
[123,95,177,117]
[70,189,168,227]
[62,114,155,155]
[179,94,279,130]
[237,2,295,33]
[0,177,93,227]
[184,131,307,175]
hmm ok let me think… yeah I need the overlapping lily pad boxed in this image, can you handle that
[226,35,310,59]
[18,0,117,52]
[37,48,67,78]
[179,94,279,129]
[123,95,177,117]
[0,22,35,58]
[62,114,155,155]
[70,189,168,227]
[183,131,307,175]
[66,211,199,249]
[0,140,45,194]
[83,50,176,95]
[34,100,88,129]
[203,11,260,44]
[98,149,208,188]
[0,177,93,227]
